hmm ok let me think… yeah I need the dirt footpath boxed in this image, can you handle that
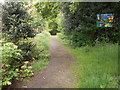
[11,36,75,88]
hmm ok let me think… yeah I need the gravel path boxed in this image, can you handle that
[11,36,75,88]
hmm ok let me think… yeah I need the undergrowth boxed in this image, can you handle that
[32,31,50,72]
[57,33,118,88]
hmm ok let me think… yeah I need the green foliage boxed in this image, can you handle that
[34,2,60,20]
[32,19,45,32]
[49,21,59,35]
[17,38,36,60]
[32,31,50,72]
[61,2,120,47]
[49,21,58,30]
[33,31,50,51]
[2,43,22,63]
[1,2,51,88]
[1,31,51,87]
[16,61,34,81]
[34,2,61,34]
[57,33,69,45]
[32,59,49,72]
[2,42,22,86]
[2,68,18,86]
[2,2,36,43]
[56,12,64,32]
[67,43,118,88]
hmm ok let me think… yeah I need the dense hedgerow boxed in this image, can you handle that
[2,42,22,86]
[1,41,34,86]
[61,2,120,47]
[1,31,51,87]
[1,2,51,87]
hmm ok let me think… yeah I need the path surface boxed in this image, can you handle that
[11,36,75,88]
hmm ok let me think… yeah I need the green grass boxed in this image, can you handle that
[57,33,118,88]
[66,44,118,88]
[32,58,49,72]
[32,31,51,72]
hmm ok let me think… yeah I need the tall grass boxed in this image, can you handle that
[67,44,118,88]
[57,33,118,88]
[32,31,51,72]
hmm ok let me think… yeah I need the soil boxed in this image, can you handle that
[10,36,75,88]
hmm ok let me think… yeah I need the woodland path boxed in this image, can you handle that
[11,36,75,88]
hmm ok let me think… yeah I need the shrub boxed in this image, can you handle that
[2,41,35,87]
[2,2,36,43]
[17,31,50,62]
[2,42,22,86]
[17,38,36,61]
[61,2,120,47]
[16,61,34,81]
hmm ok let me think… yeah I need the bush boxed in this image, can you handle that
[2,42,34,86]
[16,61,34,81]
[49,21,59,35]
[17,38,36,61]
[2,43,22,64]
[61,2,120,47]
[2,42,22,86]
[2,2,36,43]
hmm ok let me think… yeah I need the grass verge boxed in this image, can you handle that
[67,44,118,88]
[57,33,118,88]
[32,31,51,72]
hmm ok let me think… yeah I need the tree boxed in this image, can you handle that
[61,2,120,47]
[34,2,61,34]
[34,2,60,20]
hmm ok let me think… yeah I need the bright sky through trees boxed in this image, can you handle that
[0,0,4,4]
